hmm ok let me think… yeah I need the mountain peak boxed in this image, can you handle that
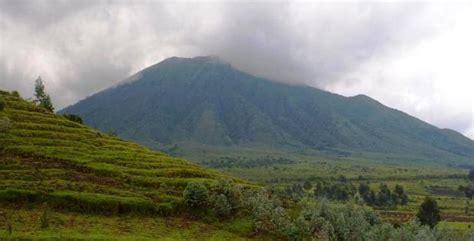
[61,56,474,163]
[161,55,230,66]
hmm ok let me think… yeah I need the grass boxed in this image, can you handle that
[0,90,265,239]
[0,206,266,240]
[168,142,474,230]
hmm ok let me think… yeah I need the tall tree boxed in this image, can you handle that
[34,76,54,112]
[416,197,441,228]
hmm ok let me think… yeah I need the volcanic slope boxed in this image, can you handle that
[61,56,474,164]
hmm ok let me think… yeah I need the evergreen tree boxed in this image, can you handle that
[416,197,441,228]
[34,76,54,112]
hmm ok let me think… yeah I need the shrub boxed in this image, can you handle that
[416,197,441,228]
[210,179,243,213]
[213,194,232,217]
[183,182,209,208]
[62,113,83,124]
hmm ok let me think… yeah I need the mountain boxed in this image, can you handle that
[0,89,248,215]
[61,56,474,164]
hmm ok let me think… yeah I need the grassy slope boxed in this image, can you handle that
[0,90,258,239]
[0,206,261,240]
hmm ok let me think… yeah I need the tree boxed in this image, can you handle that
[468,170,474,181]
[34,76,54,112]
[183,183,209,208]
[394,184,408,205]
[416,197,441,228]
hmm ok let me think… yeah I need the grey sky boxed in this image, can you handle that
[0,1,473,138]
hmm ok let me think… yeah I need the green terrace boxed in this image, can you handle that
[0,90,252,215]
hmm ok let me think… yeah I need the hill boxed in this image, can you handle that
[0,89,252,212]
[61,56,474,165]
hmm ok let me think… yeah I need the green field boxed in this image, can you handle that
[167,142,474,230]
[0,206,264,240]
[1,89,473,239]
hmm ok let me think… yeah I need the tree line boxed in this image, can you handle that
[182,180,462,240]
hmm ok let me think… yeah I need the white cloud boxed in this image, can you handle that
[327,3,474,138]
[0,1,472,138]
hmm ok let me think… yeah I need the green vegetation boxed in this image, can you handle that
[57,56,474,236]
[183,183,209,208]
[62,113,83,124]
[34,76,54,112]
[417,197,441,228]
[0,91,262,239]
[0,95,5,110]
[2,76,473,239]
[313,181,408,207]
[0,206,259,240]
[62,56,474,165]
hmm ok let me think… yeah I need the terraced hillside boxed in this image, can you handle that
[0,90,248,216]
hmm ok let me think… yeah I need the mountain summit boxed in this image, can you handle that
[61,56,474,163]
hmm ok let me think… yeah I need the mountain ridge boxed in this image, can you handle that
[61,56,474,164]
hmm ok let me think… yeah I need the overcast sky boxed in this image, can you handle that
[0,1,473,139]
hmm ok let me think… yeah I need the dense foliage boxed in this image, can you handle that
[183,183,209,208]
[312,181,408,207]
[416,197,441,229]
[203,156,294,168]
[469,170,474,181]
[183,182,471,240]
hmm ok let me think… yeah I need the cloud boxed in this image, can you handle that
[0,1,472,138]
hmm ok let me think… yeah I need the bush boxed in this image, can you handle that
[417,197,441,228]
[183,182,209,208]
[210,179,243,213]
[213,194,232,217]
[62,113,83,124]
